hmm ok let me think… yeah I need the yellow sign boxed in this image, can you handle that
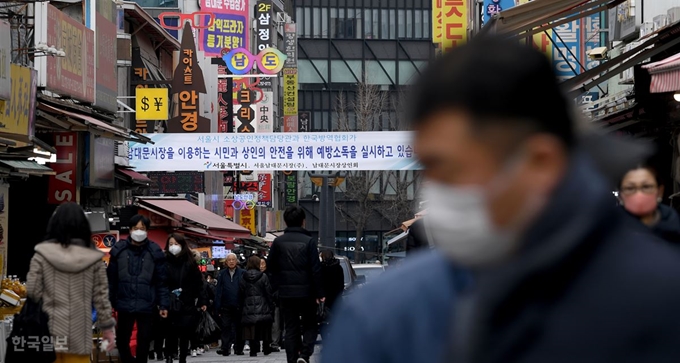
[135,88,169,121]
[259,49,283,74]
[439,0,469,53]
[0,65,35,137]
[0,64,36,136]
[283,69,298,116]
[518,0,553,61]
[240,208,256,235]
[432,0,442,43]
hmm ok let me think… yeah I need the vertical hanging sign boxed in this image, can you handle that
[168,22,210,133]
[255,0,273,90]
[282,22,298,133]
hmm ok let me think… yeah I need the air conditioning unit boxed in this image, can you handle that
[115,141,128,158]
[669,7,680,24]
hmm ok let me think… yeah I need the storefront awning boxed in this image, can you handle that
[642,52,680,93]
[387,231,409,246]
[562,21,680,98]
[0,159,55,176]
[120,1,180,53]
[136,197,252,239]
[115,166,151,184]
[484,0,623,39]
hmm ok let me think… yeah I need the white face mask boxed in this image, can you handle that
[130,230,147,242]
[422,182,516,267]
[169,244,182,256]
[421,159,544,268]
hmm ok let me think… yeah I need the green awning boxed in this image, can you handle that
[0,160,55,175]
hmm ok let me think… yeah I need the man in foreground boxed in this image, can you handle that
[322,36,680,363]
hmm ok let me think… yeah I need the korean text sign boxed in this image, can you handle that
[436,0,468,53]
[283,69,297,116]
[0,65,37,137]
[169,22,210,133]
[240,208,256,235]
[48,132,79,204]
[94,0,118,112]
[518,0,553,61]
[128,131,420,172]
[201,0,248,57]
[255,0,273,89]
[552,14,601,81]
[284,23,297,68]
[257,92,273,133]
[44,4,95,103]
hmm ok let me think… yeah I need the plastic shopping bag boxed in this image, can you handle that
[195,311,221,343]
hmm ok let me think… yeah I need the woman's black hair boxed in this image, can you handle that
[619,165,662,189]
[246,255,261,271]
[165,233,193,264]
[320,249,334,262]
[46,202,93,248]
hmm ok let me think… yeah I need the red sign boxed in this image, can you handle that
[47,132,78,204]
[258,173,272,206]
[45,5,95,103]
[92,231,119,249]
[94,0,118,112]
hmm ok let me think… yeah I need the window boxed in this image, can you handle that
[322,8,329,38]
[355,9,362,39]
[331,60,361,83]
[372,9,379,39]
[313,8,321,38]
[423,10,430,38]
[406,10,413,38]
[330,8,338,38]
[296,8,303,28]
[299,60,329,84]
[398,61,419,85]
[389,10,396,39]
[365,60,395,85]
[364,9,372,38]
[415,10,422,38]
[304,8,311,37]
[381,9,389,39]
[398,10,405,38]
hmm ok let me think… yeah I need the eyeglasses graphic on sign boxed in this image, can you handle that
[158,12,215,30]
[232,194,256,210]
[222,48,287,76]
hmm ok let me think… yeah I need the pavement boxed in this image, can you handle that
[151,346,321,363]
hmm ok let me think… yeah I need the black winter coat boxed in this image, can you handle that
[239,270,274,325]
[650,204,680,244]
[107,238,170,313]
[165,253,208,327]
[267,227,324,299]
[320,259,344,310]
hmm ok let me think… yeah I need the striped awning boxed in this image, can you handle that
[642,52,680,93]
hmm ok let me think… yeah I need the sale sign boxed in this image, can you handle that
[47,132,78,204]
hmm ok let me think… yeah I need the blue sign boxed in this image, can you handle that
[482,0,515,24]
[103,235,117,248]
[552,14,602,81]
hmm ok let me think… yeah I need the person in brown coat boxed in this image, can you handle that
[26,202,116,363]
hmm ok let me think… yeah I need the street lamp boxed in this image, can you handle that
[309,172,346,248]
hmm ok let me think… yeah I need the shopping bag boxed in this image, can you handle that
[195,311,220,343]
[5,298,56,363]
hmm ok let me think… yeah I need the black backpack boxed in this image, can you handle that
[5,298,56,363]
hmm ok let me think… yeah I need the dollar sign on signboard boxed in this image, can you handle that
[140,96,150,111]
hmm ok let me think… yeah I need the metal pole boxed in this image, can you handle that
[319,175,331,248]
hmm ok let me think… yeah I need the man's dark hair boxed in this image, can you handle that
[46,202,93,248]
[284,206,306,228]
[129,214,151,229]
[411,36,574,148]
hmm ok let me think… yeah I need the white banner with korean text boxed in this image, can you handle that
[129,132,419,171]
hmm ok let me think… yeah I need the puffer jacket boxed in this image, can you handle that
[27,241,115,355]
[165,253,207,327]
[239,269,274,325]
[107,238,170,313]
[267,227,324,299]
